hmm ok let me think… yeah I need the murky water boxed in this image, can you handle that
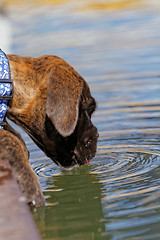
[4,0,160,239]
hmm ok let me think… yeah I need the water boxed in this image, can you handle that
[5,0,160,239]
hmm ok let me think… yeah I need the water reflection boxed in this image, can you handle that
[33,167,106,240]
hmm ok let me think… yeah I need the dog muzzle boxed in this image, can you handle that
[0,49,13,129]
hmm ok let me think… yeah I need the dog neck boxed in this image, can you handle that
[0,49,13,129]
[6,54,47,137]
[7,55,38,109]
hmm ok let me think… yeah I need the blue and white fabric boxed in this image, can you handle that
[0,49,12,129]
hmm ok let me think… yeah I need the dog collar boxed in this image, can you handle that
[0,49,13,129]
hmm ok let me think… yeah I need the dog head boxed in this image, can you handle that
[42,63,98,168]
[8,55,98,169]
[38,61,98,169]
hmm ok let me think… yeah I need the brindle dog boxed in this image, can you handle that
[2,54,98,206]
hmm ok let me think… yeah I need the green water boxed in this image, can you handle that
[33,167,105,240]
[7,0,160,239]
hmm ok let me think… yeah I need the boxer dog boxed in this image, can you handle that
[6,55,98,169]
[1,54,98,206]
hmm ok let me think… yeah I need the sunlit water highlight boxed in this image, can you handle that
[5,0,160,239]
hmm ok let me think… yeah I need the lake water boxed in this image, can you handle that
[5,0,160,239]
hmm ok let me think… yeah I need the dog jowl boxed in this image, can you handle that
[7,55,98,169]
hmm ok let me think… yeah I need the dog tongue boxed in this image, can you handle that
[84,160,91,165]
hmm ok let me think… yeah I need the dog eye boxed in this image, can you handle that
[87,105,95,117]
[83,97,96,116]
[88,98,96,117]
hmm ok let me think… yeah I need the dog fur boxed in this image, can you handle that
[0,123,45,206]
[1,54,98,206]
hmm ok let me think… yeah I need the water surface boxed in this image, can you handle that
[7,0,160,239]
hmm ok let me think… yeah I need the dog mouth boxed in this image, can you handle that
[56,152,91,170]
[56,153,88,169]
[72,151,91,166]
[72,147,92,166]
[55,136,97,169]
[84,160,91,164]
[43,113,98,169]
[50,136,96,169]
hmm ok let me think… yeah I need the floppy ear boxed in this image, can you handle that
[46,66,83,137]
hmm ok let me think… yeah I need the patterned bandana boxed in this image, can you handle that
[0,49,13,129]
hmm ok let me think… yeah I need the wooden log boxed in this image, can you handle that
[0,160,42,240]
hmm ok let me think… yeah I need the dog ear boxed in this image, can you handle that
[46,66,83,137]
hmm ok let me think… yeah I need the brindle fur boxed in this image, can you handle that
[1,54,98,206]
[0,126,44,207]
